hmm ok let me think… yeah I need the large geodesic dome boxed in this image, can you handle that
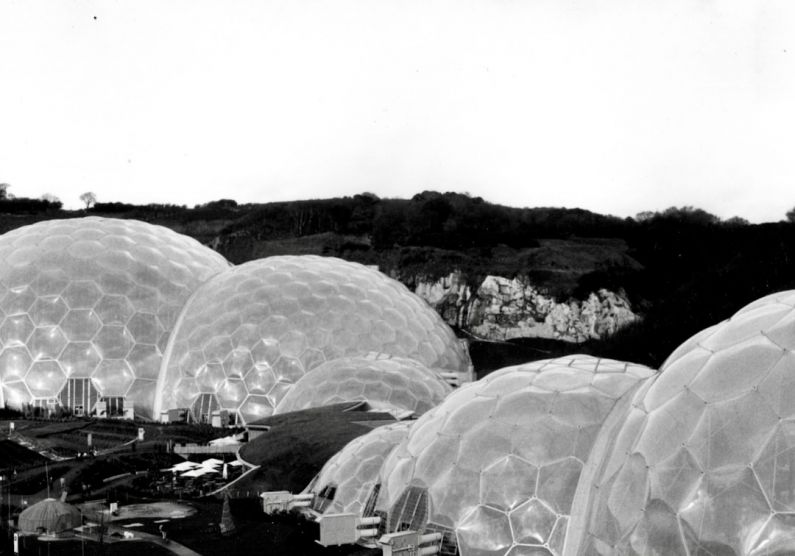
[305,420,413,517]
[274,355,452,418]
[0,217,229,418]
[155,256,471,425]
[566,290,795,556]
[374,355,653,556]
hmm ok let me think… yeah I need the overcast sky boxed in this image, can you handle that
[1,0,794,221]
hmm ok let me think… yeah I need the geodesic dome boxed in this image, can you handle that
[18,498,82,534]
[0,217,229,418]
[565,290,795,556]
[155,255,470,425]
[274,355,452,418]
[374,355,654,556]
[305,420,413,517]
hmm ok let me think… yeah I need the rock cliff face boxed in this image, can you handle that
[412,272,638,343]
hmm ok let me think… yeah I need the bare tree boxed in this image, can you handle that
[0,183,9,200]
[79,191,97,209]
[41,193,61,204]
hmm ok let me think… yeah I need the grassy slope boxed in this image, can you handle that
[237,403,396,494]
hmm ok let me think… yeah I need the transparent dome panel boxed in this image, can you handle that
[274,355,451,418]
[566,290,795,555]
[375,355,653,556]
[157,256,471,424]
[307,421,413,517]
[0,217,229,417]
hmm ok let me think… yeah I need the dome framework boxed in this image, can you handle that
[305,420,414,518]
[566,290,795,556]
[274,355,452,418]
[374,355,653,556]
[0,217,229,419]
[156,256,471,424]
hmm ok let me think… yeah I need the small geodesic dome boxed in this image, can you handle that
[273,355,452,418]
[374,355,653,556]
[155,256,471,425]
[0,217,229,418]
[305,420,414,517]
[565,290,795,556]
[18,498,82,534]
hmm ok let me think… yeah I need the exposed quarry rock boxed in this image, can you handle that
[413,272,638,343]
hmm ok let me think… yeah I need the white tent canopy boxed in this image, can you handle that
[168,461,202,472]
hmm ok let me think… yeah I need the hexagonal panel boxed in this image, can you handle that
[195,362,226,392]
[26,360,66,397]
[251,338,280,367]
[0,346,33,379]
[127,285,159,313]
[223,349,254,380]
[61,281,103,309]
[480,455,539,512]
[0,287,36,315]
[238,395,274,424]
[0,314,35,346]
[27,326,68,360]
[244,365,277,395]
[29,296,68,327]
[29,269,69,297]
[217,379,247,409]
[537,458,584,515]
[92,360,135,397]
[687,392,779,471]
[60,309,101,342]
[59,342,101,377]
[93,325,134,359]
[678,467,772,555]
[273,356,305,384]
[94,295,135,325]
[67,239,105,259]
[510,498,557,545]
[174,377,200,404]
[457,505,513,555]
[126,312,161,344]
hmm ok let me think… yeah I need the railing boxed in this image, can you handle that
[173,444,239,455]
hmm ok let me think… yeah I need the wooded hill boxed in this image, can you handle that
[1,191,794,369]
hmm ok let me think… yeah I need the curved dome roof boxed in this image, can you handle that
[274,355,452,418]
[375,355,653,556]
[0,217,229,418]
[18,498,82,533]
[566,290,795,556]
[156,256,470,424]
[306,420,413,517]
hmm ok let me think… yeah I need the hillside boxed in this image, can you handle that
[1,192,794,368]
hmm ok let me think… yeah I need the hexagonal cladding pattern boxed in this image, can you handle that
[305,421,413,518]
[566,290,795,556]
[273,355,452,418]
[0,217,229,418]
[155,256,471,425]
[374,354,654,556]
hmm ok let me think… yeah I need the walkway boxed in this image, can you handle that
[76,524,203,556]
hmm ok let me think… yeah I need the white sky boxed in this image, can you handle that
[1,0,794,222]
